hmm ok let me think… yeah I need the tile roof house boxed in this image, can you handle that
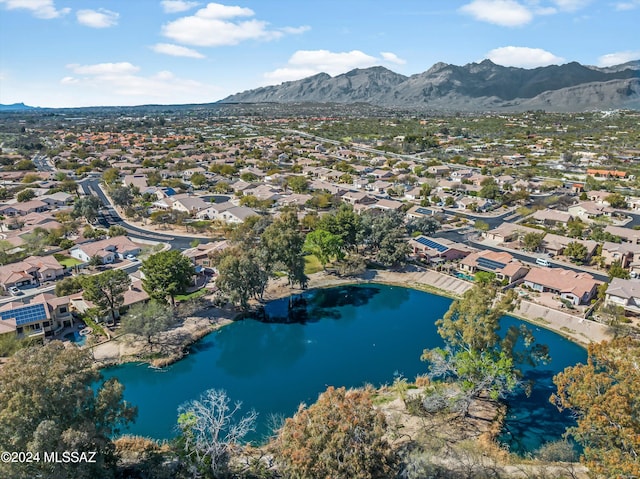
[182,241,230,271]
[604,225,640,244]
[69,236,140,264]
[0,293,74,338]
[541,234,598,259]
[484,222,541,243]
[523,267,600,305]
[605,278,640,314]
[601,241,640,268]
[530,209,574,226]
[0,255,64,290]
[459,250,529,284]
[409,236,474,262]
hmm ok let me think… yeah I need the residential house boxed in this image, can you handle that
[0,255,64,291]
[523,268,600,305]
[39,192,74,208]
[182,241,230,272]
[484,223,542,244]
[0,293,74,338]
[372,198,404,211]
[601,241,640,268]
[530,209,574,226]
[123,174,149,190]
[406,204,444,219]
[169,195,210,215]
[342,191,377,206]
[70,279,149,322]
[604,225,640,244]
[69,236,140,264]
[409,236,474,262]
[459,250,529,284]
[541,234,598,259]
[450,169,473,182]
[605,278,640,315]
[427,165,450,178]
[568,201,614,221]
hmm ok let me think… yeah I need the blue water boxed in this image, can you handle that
[64,331,87,347]
[101,285,586,453]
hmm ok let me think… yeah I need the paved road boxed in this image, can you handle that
[78,178,195,250]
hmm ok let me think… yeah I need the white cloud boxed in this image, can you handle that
[264,49,406,83]
[597,50,640,67]
[486,46,565,68]
[459,0,533,26]
[161,2,307,47]
[0,0,69,19]
[380,52,406,65]
[76,8,119,28]
[67,62,140,75]
[61,62,222,105]
[615,0,640,10]
[279,25,311,34]
[152,43,205,58]
[161,0,200,13]
[550,0,591,11]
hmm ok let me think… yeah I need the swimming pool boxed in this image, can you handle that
[64,331,87,347]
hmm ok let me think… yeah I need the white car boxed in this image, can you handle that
[8,286,22,296]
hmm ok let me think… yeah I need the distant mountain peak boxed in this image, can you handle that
[219,59,640,112]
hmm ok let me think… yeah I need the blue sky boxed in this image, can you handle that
[0,0,638,107]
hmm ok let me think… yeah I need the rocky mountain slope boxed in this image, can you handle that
[221,60,640,112]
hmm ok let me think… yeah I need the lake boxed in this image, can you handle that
[102,284,587,454]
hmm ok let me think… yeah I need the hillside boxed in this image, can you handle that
[221,59,640,112]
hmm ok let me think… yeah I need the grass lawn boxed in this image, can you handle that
[304,255,323,275]
[53,254,83,268]
[175,288,208,302]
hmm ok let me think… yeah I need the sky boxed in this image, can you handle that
[0,0,638,108]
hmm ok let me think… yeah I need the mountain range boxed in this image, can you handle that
[221,59,640,112]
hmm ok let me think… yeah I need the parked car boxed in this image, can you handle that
[126,254,139,261]
[8,286,23,296]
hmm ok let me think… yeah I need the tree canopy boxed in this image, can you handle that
[120,301,175,348]
[275,386,397,479]
[141,250,195,306]
[551,337,640,477]
[81,269,131,322]
[0,342,136,479]
[422,285,548,414]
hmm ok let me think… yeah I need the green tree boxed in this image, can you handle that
[260,211,307,287]
[141,250,195,306]
[551,337,640,477]
[318,204,363,251]
[120,301,174,348]
[275,386,397,479]
[177,389,257,478]
[566,219,586,239]
[54,276,83,296]
[81,269,131,322]
[286,175,309,193]
[422,285,548,415]
[608,260,630,280]
[16,188,35,202]
[190,171,207,187]
[406,216,440,236]
[213,248,269,310]
[474,220,489,232]
[102,168,121,186]
[108,225,127,237]
[0,342,136,479]
[110,186,134,207]
[604,193,627,209]
[564,241,588,263]
[73,195,102,223]
[522,232,545,252]
[474,271,496,285]
[479,177,501,200]
[304,229,344,269]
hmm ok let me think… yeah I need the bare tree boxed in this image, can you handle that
[177,389,257,478]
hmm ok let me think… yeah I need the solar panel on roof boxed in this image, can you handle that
[476,257,506,271]
[0,303,47,326]
[415,207,432,215]
[415,237,448,253]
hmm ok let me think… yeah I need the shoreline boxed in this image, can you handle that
[91,268,611,368]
